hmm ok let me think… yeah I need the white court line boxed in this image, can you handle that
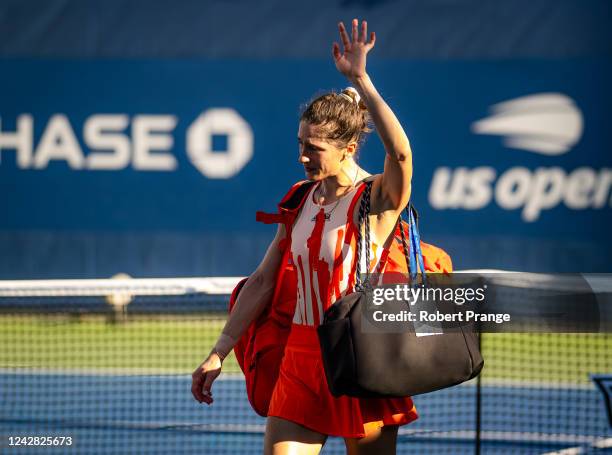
[594,438,612,449]
[541,437,612,454]
[173,427,607,445]
[443,376,593,391]
[541,449,582,455]
[479,378,594,390]
[399,430,604,445]
[0,368,595,390]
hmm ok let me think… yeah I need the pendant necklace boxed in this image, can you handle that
[312,197,342,221]
[312,166,360,222]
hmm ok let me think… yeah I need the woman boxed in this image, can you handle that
[192,19,415,455]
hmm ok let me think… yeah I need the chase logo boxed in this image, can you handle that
[187,108,253,178]
[471,93,584,155]
[0,109,253,179]
[429,93,611,221]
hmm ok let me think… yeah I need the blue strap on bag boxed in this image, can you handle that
[405,203,427,286]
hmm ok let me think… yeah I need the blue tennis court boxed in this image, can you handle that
[2,372,610,454]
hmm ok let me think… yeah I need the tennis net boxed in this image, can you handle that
[0,274,610,454]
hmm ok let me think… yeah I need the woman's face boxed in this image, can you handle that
[297,121,345,181]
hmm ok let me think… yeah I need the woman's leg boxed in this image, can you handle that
[264,416,328,455]
[343,425,399,455]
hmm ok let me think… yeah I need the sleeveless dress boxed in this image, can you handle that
[267,182,418,438]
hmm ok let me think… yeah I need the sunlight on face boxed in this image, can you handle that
[297,122,345,180]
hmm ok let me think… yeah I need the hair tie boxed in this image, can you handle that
[340,87,360,103]
[340,87,367,110]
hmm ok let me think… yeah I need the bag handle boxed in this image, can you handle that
[354,181,427,291]
[354,181,372,291]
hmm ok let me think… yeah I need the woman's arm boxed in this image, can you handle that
[214,223,285,355]
[334,19,413,212]
[191,224,286,405]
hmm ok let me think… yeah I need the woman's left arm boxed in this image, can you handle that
[334,19,413,211]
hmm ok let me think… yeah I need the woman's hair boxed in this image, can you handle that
[300,88,372,152]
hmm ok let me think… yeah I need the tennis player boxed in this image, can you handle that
[192,19,416,455]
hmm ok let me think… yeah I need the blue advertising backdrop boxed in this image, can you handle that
[1,1,611,277]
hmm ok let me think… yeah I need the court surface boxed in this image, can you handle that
[2,372,610,454]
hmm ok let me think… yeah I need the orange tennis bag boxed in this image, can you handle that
[228,180,453,416]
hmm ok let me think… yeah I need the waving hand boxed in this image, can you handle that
[333,19,376,81]
[332,18,413,218]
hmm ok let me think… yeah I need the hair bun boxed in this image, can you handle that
[341,87,367,110]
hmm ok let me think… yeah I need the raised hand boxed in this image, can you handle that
[333,19,376,81]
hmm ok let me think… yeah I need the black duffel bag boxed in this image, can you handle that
[317,181,484,398]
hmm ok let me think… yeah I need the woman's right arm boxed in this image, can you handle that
[191,223,286,405]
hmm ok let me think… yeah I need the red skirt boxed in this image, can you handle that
[267,324,418,438]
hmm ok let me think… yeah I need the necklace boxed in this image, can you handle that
[311,166,361,221]
[311,197,342,221]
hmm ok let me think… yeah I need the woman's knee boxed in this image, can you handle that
[344,424,398,455]
[264,416,327,455]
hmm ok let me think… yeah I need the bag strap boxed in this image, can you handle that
[354,180,427,290]
[406,204,427,285]
[354,180,372,291]
[279,180,317,211]
[399,205,427,284]
[255,180,317,225]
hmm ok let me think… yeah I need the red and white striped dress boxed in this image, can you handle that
[267,181,418,437]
